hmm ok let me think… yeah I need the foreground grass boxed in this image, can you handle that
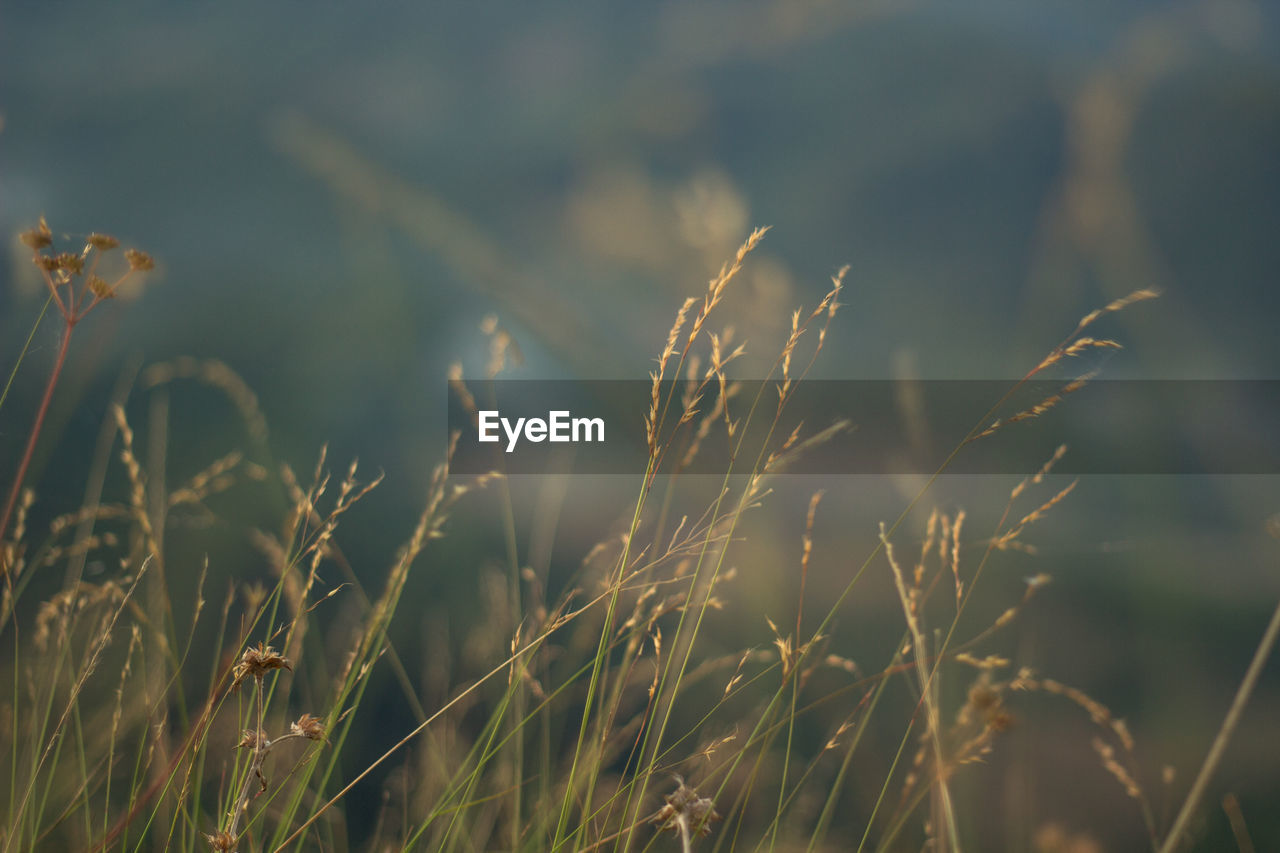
[0,223,1272,852]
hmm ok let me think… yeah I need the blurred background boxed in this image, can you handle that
[2,1,1278,849]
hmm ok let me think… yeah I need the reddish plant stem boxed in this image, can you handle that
[0,320,75,574]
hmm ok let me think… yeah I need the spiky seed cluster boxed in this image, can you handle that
[204,830,236,851]
[232,642,291,686]
[87,275,112,299]
[53,252,84,274]
[291,713,326,742]
[653,779,721,839]
[19,219,53,249]
[18,217,153,325]
[236,729,268,750]
[125,247,155,270]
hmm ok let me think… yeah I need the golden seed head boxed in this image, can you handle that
[87,233,120,250]
[968,683,1000,711]
[35,255,60,271]
[241,581,268,613]
[54,252,84,274]
[20,228,52,250]
[125,248,154,271]
[988,710,1016,732]
[88,274,114,299]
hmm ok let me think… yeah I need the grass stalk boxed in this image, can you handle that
[0,322,74,571]
[1158,592,1280,853]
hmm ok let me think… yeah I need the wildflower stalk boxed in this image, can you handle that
[226,679,266,849]
[1,221,152,577]
[0,323,73,570]
[213,643,310,853]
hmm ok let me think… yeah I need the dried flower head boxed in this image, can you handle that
[20,219,53,249]
[236,729,269,750]
[653,778,721,840]
[233,642,291,685]
[88,274,113,299]
[54,252,84,274]
[17,218,153,330]
[204,830,237,851]
[291,713,326,742]
[125,248,155,271]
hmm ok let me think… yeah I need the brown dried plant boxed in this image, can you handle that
[2,220,154,577]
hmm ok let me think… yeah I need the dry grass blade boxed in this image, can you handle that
[3,559,151,853]
[1158,592,1280,853]
[270,583,625,851]
[0,210,1224,853]
[880,524,961,853]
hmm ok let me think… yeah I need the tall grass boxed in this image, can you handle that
[1,221,1272,852]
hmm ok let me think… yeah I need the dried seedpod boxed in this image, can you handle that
[653,777,721,849]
